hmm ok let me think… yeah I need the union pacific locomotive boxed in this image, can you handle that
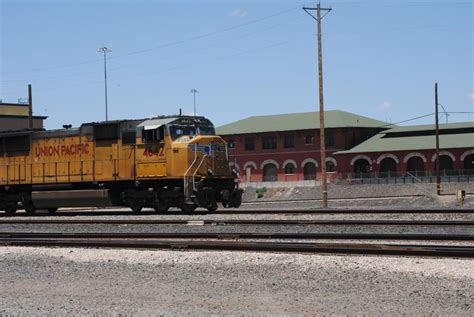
[0,115,242,214]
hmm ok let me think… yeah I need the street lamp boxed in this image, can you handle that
[190,88,199,116]
[97,47,112,121]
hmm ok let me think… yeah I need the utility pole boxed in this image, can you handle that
[28,84,33,129]
[190,88,199,116]
[303,3,332,208]
[435,82,441,195]
[97,47,112,121]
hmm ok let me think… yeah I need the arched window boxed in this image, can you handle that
[435,155,454,171]
[303,162,316,180]
[406,156,425,175]
[284,163,295,174]
[326,161,336,172]
[353,158,371,174]
[262,163,278,182]
[464,154,474,175]
[379,157,397,177]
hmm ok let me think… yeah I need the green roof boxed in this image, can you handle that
[383,121,474,133]
[336,122,474,154]
[216,110,388,135]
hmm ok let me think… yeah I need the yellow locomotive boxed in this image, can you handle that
[0,115,242,214]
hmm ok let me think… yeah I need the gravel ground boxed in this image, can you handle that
[242,183,474,205]
[1,223,472,236]
[0,247,472,315]
[1,196,472,315]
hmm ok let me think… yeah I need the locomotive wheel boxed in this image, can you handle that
[180,203,197,213]
[48,208,58,213]
[128,200,143,213]
[207,205,218,212]
[24,201,36,214]
[5,203,18,215]
[153,201,170,213]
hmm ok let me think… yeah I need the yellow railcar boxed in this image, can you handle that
[0,115,242,214]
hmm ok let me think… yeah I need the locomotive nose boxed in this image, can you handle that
[185,136,229,177]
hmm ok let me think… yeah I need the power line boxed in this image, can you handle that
[1,32,314,96]
[3,19,470,87]
[328,1,472,7]
[377,113,435,128]
[109,6,300,60]
[1,5,300,77]
[2,17,299,85]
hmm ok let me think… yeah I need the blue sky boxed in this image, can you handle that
[1,0,472,129]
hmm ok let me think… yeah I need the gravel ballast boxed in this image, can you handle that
[0,247,472,315]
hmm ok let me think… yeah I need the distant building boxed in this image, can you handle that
[216,110,474,183]
[216,110,388,182]
[0,102,47,131]
[335,122,474,176]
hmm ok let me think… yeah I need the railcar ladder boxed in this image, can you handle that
[183,145,208,202]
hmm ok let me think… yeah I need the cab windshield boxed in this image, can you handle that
[168,125,215,140]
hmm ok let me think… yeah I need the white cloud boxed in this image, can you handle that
[380,101,392,109]
[229,9,248,18]
[469,92,474,101]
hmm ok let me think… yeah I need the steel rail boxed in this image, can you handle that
[1,238,472,257]
[213,209,474,214]
[1,232,473,241]
[1,208,474,218]
[0,219,473,226]
[241,193,474,205]
[241,194,426,204]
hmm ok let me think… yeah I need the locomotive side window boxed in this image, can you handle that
[94,123,119,140]
[3,135,30,154]
[169,125,196,140]
[143,126,164,143]
[122,131,136,145]
[168,124,215,140]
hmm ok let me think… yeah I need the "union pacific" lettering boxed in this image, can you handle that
[34,144,90,157]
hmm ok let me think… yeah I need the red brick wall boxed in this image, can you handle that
[222,127,383,181]
[221,128,472,181]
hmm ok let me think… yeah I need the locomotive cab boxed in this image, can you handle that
[135,116,242,211]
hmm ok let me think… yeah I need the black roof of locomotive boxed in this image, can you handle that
[0,115,213,139]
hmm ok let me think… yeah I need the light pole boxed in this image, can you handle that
[190,88,199,116]
[97,47,112,121]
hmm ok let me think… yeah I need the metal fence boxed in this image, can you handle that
[335,169,474,185]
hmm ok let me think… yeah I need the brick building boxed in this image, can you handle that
[216,110,388,182]
[0,102,47,131]
[216,110,474,183]
[335,122,474,176]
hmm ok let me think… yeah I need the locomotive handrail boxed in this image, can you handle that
[183,143,199,199]
[192,154,208,191]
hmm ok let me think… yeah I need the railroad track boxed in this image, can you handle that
[0,219,473,226]
[241,193,474,205]
[1,208,473,217]
[1,232,473,241]
[1,235,472,258]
